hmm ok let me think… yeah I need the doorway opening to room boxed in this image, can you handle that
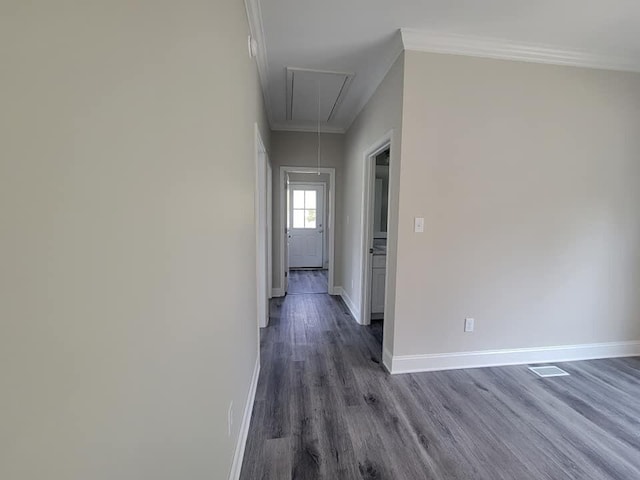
[288,181,327,293]
[279,166,336,297]
[361,135,392,350]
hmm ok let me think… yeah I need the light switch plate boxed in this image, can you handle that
[414,217,425,233]
[464,318,475,332]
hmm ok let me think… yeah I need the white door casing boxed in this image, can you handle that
[288,183,324,268]
[267,162,273,299]
[361,131,393,327]
[255,125,270,328]
[284,177,290,293]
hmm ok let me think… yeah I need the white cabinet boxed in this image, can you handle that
[371,255,386,315]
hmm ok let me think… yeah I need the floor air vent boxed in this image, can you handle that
[528,366,570,378]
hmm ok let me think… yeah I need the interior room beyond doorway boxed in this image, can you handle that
[279,166,336,297]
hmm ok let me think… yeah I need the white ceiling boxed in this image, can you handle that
[253,0,640,133]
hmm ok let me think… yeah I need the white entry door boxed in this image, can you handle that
[288,184,324,268]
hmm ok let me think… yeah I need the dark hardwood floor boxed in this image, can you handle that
[239,292,640,480]
[287,269,328,294]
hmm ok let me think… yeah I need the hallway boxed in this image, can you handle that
[239,292,640,480]
[239,291,384,480]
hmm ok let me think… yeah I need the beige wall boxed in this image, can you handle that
[341,53,404,353]
[270,132,344,290]
[395,50,640,356]
[0,1,269,479]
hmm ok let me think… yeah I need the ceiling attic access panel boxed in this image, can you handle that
[286,68,354,124]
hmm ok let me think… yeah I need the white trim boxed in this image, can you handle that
[228,356,260,480]
[382,347,393,374]
[336,287,361,325]
[400,28,640,73]
[360,131,393,326]
[279,167,336,296]
[271,287,285,298]
[266,161,273,299]
[271,123,346,134]
[244,0,274,126]
[388,341,640,375]
[255,125,269,329]
[329,285,341,296]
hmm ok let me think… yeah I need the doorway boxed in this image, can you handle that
[288,183,325,269]
[278,166,336,297]
[361,133,393,345]
[255,125,272,328]
[287,181,327,294]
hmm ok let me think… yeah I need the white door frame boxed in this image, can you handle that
[279,166,336,296]
[360,131,393,326]
[288,181,326,268]
[255,125,270,328]
[267,162,273,299]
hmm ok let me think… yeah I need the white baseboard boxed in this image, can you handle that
[271,287,284,298]
[228,356,260,480]
[382,347,393,373]
[336,287,362,324]
[389,340,640,374]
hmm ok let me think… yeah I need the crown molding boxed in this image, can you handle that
[244,0,274,126]
[400,28,640,73]
[271,123,346,134]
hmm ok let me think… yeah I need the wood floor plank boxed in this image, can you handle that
[263,341,291,439]
[351,374,442,479]
[288,269,328,294]
[240,288,640,480]
[289,359,322,480]
[307,344,361,479]
[407,372,516,480]
[261,437,292,480]
[346,407,401,480]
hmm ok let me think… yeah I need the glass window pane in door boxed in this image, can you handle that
[305,190,316,209]
[305,209,316,228]
[293,190,305,209]
[293,209,305,228]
